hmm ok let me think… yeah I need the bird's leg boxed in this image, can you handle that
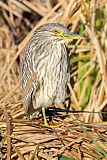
[42,106,65,128]
[42,106,49,126]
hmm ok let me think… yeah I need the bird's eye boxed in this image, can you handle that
[53,30,59,34]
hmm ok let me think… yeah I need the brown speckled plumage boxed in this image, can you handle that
[20,23,70,118]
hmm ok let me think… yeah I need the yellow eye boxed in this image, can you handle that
[53,30,59,34]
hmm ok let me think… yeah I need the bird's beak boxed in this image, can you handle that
[63,32,85,41]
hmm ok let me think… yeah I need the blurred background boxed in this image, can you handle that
[0,0,107,122]
[0,1,107,159]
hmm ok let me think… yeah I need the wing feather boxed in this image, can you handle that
[20,47,39,114]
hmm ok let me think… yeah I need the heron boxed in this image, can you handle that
[20,23,84,126]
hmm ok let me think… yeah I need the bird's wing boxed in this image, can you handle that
[20,53,39,114]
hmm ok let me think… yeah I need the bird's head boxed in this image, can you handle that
[34,23,85,43]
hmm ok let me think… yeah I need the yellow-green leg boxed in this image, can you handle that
[42,106,49,126]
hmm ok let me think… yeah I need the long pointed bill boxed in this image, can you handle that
[63,32,85,41]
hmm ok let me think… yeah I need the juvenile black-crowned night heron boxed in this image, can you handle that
[20,23,83,126]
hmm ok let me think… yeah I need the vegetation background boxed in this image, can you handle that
[0,0,107,159]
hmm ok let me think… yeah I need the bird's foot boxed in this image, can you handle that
[43,118,49,127]
[42,121,65,128]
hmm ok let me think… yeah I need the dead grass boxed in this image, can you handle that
[0,0,107,159]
